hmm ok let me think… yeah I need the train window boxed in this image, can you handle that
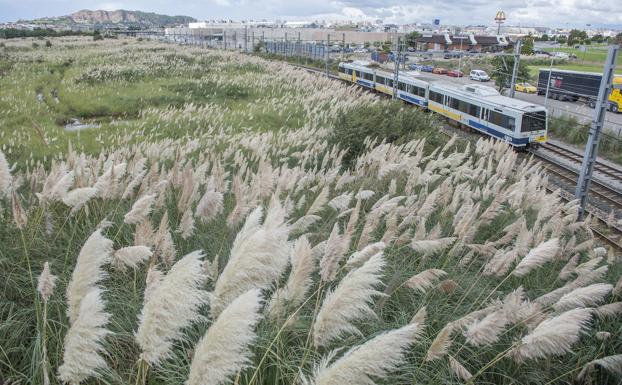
[338,66,345,73]
[346,68,353,75]
[415,86,426,97]
[386,78,393,87]
[522,111,546,132]
[488,111,516,130]
[364,72,374,81]
[429,91,444,104]
[355,70,362,78]
[468,104,480,117]
[398,82,408,91]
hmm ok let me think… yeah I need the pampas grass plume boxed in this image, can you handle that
[58,288,111,385]
[113,246,152,271]
[313,252,385,348]
[124,193,156,225]
[510,308,592,361]
[512,238,560,277]
[553,283,612,312]
[136,251,207,365]
[37,261,57,303]
[66,229,113,324]
[186,289,263,385]
[303,323,421,385]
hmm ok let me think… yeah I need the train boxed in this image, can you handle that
[536,68,622,112]
[338,61,548,148]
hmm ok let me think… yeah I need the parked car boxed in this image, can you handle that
[420,65,434,72]
[432,67,448,74]
[447,70,464,77]
[469,69,490,82]
[515,82,537,93]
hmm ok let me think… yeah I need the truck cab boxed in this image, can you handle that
[609,76,621,113]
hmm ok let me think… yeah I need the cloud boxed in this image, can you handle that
[0,0,620,27]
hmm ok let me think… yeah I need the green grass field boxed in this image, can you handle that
[0,37,621,385]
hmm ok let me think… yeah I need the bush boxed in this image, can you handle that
[32,42,39,49]
[328,101,443,168]
[45,40,52,48]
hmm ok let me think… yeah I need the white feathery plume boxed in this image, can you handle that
[410,238,456,256]
[512,238,560,277]
[290,214,321,233]
[212,200,289,316]
[345,242,386,270]
[464,310,507,347]
[302,323,421,385]
[37,261,57,303]
[0,150,12,195]
[426,323,453,361]
[306,186,329,215]
[195,190,224,223]
[178,207,196,240]
[313,252,385,348]
[355,190,375,200]
[143,264,164,304]
[553,283,612,312]
[186,289,263,385]
[113,246,152,271]
[154,212,176,266]
[405,269,447,294]
[319,223,346,282]
[595,331,611,341]
[268,235,316,319]
[66,229,113,324]
[410,306,427,325]
[577,354,622,383]
[328,192,352,211]
[558,254,580,281]
[448,356,472,382]
[63,187,98,215]
[11,190,27,229]
[594,301,622,320]
[509,308,593,361]
[58,288,111,385]
[135,251,207,366]
[124,193,156,225]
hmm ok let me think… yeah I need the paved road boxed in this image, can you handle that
[391,69,622,137]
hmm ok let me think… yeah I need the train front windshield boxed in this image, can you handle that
[521,111,547,132]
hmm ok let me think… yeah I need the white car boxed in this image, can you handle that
[470,70,490,82]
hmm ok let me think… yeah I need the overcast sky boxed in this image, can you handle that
[1,0,621,28]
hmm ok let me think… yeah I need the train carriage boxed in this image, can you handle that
[428,83,547,147]
[337,61,548,148]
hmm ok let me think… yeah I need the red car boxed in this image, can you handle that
[432,67,448,74]
[446,70,464,77]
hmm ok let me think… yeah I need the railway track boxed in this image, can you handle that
[295,62,622,249]
[539,142,622,183]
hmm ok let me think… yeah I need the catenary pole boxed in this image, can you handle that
[509,40,521,98]
[575,44,619,220]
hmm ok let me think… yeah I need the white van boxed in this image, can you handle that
[469,70,490,82]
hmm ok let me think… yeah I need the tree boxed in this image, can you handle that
[616,32,622,45]
[556,35,567,44]
[490,55,531,93]
[591,34,604,43]
[93,30,103,41]
[521,35,534,55]
[567,29,588,46]
[405,31,421,48]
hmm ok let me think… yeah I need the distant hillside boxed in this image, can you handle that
[24,10,196,28]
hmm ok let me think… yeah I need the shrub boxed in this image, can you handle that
[45,40,52,48]
[329,101,443,168]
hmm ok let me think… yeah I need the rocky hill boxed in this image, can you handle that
[25,10,196,28]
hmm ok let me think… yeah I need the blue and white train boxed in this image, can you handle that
[337,61,548,147]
